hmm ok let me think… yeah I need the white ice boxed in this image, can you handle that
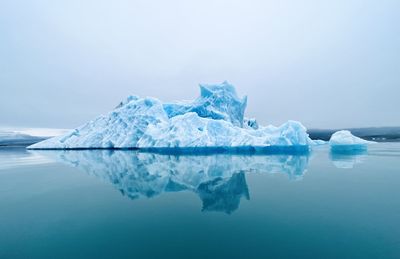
[329,130,372,146]
[28,82,323,150]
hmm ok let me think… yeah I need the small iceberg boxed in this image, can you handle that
[329,130,374,153]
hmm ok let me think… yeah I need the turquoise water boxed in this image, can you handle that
[1,144,400,258]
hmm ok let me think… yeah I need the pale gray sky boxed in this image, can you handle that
[1,0,399,129]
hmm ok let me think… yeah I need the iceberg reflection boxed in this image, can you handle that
[330,149,368,169]
[33,150,310,213]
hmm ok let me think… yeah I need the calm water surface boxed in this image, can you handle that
[0,144,400,258]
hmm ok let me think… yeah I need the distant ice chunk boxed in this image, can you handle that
[329,130,374,152]
[329,130,371,145]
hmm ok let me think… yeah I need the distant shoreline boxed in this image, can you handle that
[1,126,399,147]
[308,127,400,142]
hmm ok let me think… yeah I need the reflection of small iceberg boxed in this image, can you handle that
[330,149,367,169]
[33,150,309,213]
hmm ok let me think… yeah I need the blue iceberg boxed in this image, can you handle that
[329,130,374,153]
[28,82,317,151]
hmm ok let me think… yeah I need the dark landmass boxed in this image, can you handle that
[308,127,400,142]
[0,132,48,147]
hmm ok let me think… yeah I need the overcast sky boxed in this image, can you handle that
[1,0,399,129]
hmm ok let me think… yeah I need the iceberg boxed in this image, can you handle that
[28,81,317,150]
[329,130,373,153]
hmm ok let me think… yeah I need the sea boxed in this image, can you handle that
[0,143,400,258]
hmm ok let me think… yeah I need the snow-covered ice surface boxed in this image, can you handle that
[28,82,331,151]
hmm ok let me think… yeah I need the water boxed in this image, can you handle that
[1,144,400,258]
